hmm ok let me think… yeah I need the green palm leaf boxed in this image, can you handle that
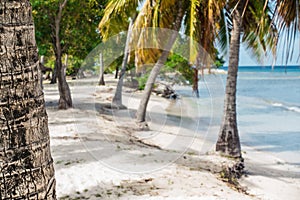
[99,0,141,41]
[274,0,300,64]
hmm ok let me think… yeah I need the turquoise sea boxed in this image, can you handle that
[231,66,300,165]
[223,66,300,165]
[174,65,300,165]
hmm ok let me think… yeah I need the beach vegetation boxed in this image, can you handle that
[31,0,107,109]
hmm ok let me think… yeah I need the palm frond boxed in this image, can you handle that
[197,0,226,67]
[132,0,181,71]
[242,0,278,64]
[216,8,232,57]
[189,0,201,64]
[98,0,140,41]
[274,0,300,64]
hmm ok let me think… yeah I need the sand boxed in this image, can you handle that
[43,75,300,199]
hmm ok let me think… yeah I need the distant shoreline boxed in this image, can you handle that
[221,65,300,69]
[220,65,300,73]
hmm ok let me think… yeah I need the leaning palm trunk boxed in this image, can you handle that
[136,1,185,123]
[216,0,247,158]
[136,51,170,123]
[112,20,133,108]
[0,1,56,199]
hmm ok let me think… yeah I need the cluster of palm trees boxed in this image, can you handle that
[98,0,299,158]
[0,0,298,199]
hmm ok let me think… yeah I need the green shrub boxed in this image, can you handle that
[137,74,149,90]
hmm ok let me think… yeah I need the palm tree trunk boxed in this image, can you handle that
[98,53,105,85]
[192,68,199,97]
[136,1,185,123]
[136,51,170,123]
[112,20,133,108]
[0,1,56,199]
[216,0,246,158]
[115,66,119,79]
[54,0,73,109]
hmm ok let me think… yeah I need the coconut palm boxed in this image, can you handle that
[135,0,227,123]
[98,0,141,108]
[99,0,226,118]
[187,0,226,97]
[134,0,187,123]
[216,0,279,158]
[0,1,56,198]
[215,0,247,158]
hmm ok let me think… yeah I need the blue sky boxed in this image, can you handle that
[235,36,300,66]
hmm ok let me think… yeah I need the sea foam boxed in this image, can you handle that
[271,102,300,114]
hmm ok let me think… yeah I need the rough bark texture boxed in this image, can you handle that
[216,0,246,158]
[0,1,56,199]
[52,0,72,109]
[112,20,133,108]
[136,1,185,123]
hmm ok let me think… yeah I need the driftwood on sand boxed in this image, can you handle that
[152,81,179,99]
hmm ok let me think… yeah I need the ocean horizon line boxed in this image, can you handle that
[221,65,300,68]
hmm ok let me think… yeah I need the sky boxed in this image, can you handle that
[235,36,300,66]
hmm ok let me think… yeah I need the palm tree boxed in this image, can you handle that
[0,1,56,199]
[135,0,226,123]
[99,0,187,113]
[187,0,225,97]
[98,0,141,108]
[99,0,225,123]
[216,0,278,158]
[135,0,187,123]
[215,0,247,158]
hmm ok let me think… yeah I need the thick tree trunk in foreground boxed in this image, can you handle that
[53,0,72,109]
[136,2,185,123]
[0,1,56,199]
[112,20,133,108]
[216,0,246,158]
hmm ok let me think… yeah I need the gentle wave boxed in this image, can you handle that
[272,102,283,107]
[287,106,300,113]
[271,102,300,113]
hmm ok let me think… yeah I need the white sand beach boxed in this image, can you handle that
[44,75,300,200]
